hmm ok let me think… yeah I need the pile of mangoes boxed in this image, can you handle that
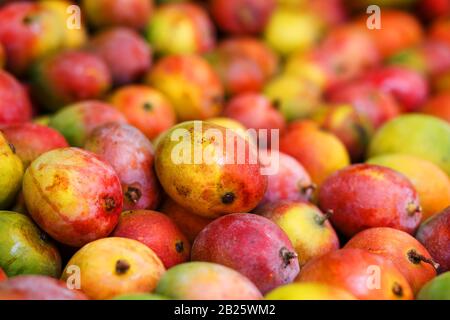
[0,0,449,300]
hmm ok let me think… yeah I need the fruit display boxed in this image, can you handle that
[0,0,448,302]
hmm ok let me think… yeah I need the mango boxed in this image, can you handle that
[155,262,262,300]
[368,114,450,175]
[0,211,61,277]
[61,237,165,300]
[22,148,123,247]
[417,272,450,300]
[0,132,23,209]
[265,282,356,300]
[367,154,450,220]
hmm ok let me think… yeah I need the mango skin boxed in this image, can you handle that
[0,211,61,278]
[367,154,450,220]
[256,201,340,267]
[417,272,450,300]
[0,132,23,209]
[61,237,165,300]
[146,3,215,55]
[368,114,450,175]
[192,214,300,294]
[155,262,262,300]
[297,248,414,300]
[49,101,127,147]
[155,121,267,218]
[111,293,169,300]
[0,275,88,300]
[318,164,422,237]
[22,148,123,247]
[84,123,161,211]
[146,55,224,122]
[265,283,356,300]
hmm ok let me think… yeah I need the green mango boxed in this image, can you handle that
[0,211,61,277]
[368,114,450,175]
[418,272,450,300]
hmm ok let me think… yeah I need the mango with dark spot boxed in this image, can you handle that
[345,227,437,294]
[0,211,61,277]
[49,100,127,147]
[1,123,68,168]
[84,123,160,211]
[30,50,112,111]
[160,198,213,243]
[113,210,190,268]
[192,213,299,294]
[0,132,23,209]
[61,237,165,300]
[296,248,414,300]
[109,85,176,140]
[318,164,422,237]
[256,201,340,267]
[145,55,224,122]
[22,148,123,247]
[155,121,267,218]
[416,206,450,273]
[155,262,262,300]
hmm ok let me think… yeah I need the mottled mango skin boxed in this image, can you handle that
[368,114,450,175]
[109,85,176,140]
[49,101,127,147]
[416,207,450,273]
[146,55,224,122]
[0,275,88,300]
[345,228,436,294]
[1,123,68,168]
[155,121,267,218]
[0,70,32,125]
[155,262,262,300]
[192,214,299,294]
[147,3,215,55]
[0,211,61,278]
[318,164,422,237]
[258,150,313,207]
[31,50,112,111]
[90,27,152,86]
[297,249,414,300]
[367,154,450,220]
[84,123,160,211]
[61,237,165,300]
[417,272,450,300]
[160,198,213,243]
[265,283,356,300]
[22,148,123,247]
[0,132,23,209]
[82,0,153,30]
[112,210,190,269]
[280,121,350,187]
[256,201,340,267]
[0,2,64,75]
